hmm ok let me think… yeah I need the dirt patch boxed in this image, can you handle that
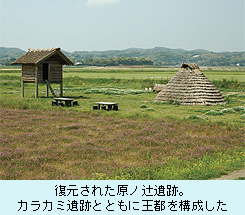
[213,169,245,180]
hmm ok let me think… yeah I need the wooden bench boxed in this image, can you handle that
[93,102,118,111]
[52,98,78,107]
[54,98,73,107]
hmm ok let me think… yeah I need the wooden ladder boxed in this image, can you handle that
[45,80,56,97]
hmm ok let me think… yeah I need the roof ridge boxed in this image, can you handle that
[28,47,60,52]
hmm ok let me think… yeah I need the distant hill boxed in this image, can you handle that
[0,47,25,65]
[0,46,244,67]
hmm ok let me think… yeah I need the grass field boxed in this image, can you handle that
[0,66,244,180]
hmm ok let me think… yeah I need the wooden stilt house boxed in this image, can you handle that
[12,48,73,98]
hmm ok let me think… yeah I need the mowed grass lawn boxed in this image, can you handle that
[0,67,244,179]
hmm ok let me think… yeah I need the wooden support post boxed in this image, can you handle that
[60,82,63,97]
[21,81,24,97]
[35,81,38,98]
[35,66,38,98]
[60,68,63,97]
[46,83,49,97]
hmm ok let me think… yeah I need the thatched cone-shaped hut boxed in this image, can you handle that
[154,63,226,105]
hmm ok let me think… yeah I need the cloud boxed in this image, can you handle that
[87,0,120,6]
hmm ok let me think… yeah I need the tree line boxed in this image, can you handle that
[76,57,154,66]
[1,47,244,67]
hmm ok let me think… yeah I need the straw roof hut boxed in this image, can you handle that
[154,63,226,105]
[12,48,73,98]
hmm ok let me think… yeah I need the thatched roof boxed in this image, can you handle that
[12,48,73,65]
[154,63,226,105]
[153,84,166,93]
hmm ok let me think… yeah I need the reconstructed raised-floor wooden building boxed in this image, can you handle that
[12,48,73,98]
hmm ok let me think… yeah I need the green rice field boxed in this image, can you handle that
[2,66,245,81]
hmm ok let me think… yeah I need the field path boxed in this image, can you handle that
[0,68,21,71]
[213,169,245,180]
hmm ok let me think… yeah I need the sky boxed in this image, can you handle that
[0,0,244,52]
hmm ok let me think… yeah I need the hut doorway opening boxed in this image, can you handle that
[43,63,49,81]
